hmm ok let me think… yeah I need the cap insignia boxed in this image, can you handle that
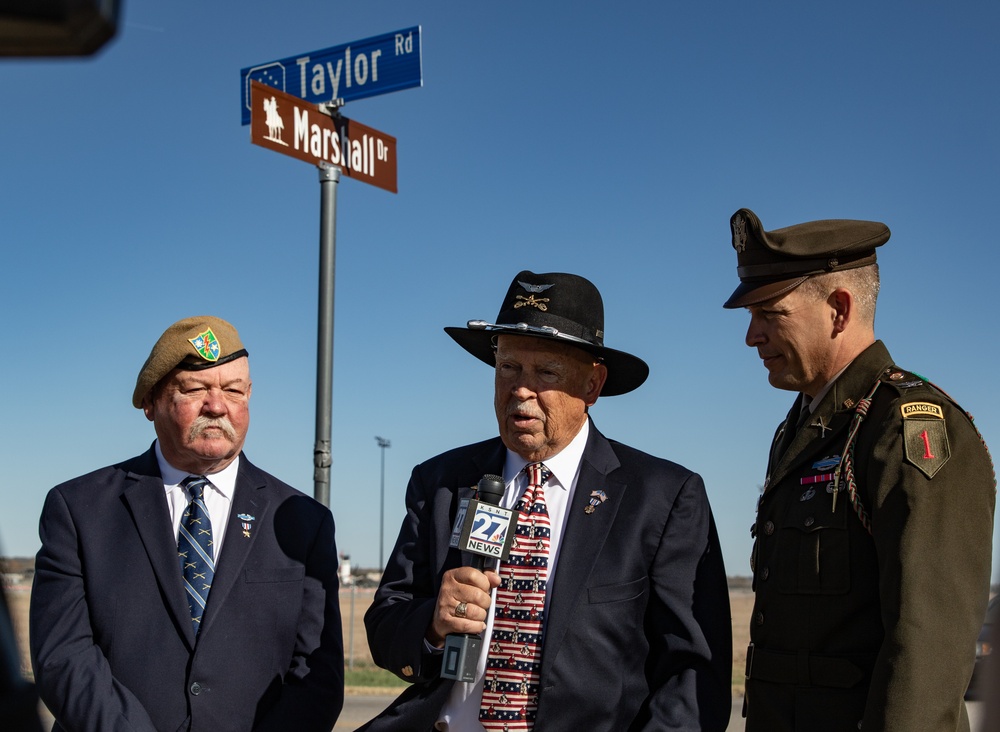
[517,281,554,294]
[514,281,554,310]
[514,294,550,311]
[189,328,221,362]
[732,213,747,253]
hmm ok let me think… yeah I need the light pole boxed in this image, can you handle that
[375,436,391,573]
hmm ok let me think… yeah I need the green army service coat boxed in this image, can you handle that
[745,340,995,732]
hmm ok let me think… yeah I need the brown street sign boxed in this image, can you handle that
[250,79,397,193]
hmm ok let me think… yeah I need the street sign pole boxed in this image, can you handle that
[245,27,417,508]
[313,162,340,507]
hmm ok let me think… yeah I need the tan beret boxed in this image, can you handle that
[132,316,248,408]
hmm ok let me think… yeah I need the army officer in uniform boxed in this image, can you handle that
[722,208,995,732]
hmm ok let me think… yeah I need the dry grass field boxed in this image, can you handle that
[8,582,754,694]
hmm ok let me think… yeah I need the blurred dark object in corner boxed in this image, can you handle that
[0,0,119,56]
[0,588,42,731]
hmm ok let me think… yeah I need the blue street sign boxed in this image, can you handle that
[240,26,422,125]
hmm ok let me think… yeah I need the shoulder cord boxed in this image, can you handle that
[833,379,881,536]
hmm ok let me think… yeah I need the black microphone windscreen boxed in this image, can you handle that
[477,474,505,506]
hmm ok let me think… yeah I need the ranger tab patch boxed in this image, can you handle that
[901,401,950,478]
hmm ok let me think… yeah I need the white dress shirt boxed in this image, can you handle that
[155,441,238,562]
[436,420,590,731]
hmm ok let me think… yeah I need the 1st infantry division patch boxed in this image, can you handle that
[900,402,950,478]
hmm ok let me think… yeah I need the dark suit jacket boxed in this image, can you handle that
[362,423,732,732]
[30,447,344,732]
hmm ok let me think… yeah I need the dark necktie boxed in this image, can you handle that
[774,399,812,463]
[178,476,215,636]
[479,462,551,731]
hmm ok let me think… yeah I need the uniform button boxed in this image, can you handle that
[761,567,769,581]
[401,665,414,678]
[804,516,815,527]
[755,611,764,625]
[190,682,202,695]
[764,521,775,535]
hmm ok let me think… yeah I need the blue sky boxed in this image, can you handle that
[3,1,998,582]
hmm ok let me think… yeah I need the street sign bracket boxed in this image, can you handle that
[319,98,345,118]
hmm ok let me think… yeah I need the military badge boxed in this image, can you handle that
[812,456,841,471]
[237,512,255,538]
[514,280,553,311]
[584,490,607,514]
[901,402,950,478]
[732,212,747,252]
[517,281,554,294]
[189,328,221,362]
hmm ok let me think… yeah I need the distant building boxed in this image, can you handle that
[338,553,353,586]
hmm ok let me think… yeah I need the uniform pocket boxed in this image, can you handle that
[775,510,849,595]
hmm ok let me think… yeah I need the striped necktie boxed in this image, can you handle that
[479,462,551,731]
[178,476,215,636]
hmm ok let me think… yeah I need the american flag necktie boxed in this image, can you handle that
[178,476,215,636]
[479,462,551,730]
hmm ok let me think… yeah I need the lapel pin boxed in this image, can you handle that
[237,513,256,538]
[584,490,607,514]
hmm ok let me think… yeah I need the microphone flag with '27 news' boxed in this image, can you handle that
[441,474,516,681]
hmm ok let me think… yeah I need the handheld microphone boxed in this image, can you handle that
[440,474,516,682]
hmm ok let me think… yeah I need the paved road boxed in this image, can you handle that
[336,694,987,731]
[39,694,988,730]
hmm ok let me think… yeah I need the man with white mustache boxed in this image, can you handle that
[361,271,732,732]
[30,316,344,732]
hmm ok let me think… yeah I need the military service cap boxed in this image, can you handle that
[132,315,248,408]
[723,208,890,309]
[444,270,649,396]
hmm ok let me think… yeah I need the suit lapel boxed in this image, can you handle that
[540,427,622,677]
[199,457,270,639]
[121,454,197,648]
[457,441,506,569]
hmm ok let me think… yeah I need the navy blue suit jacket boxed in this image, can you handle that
[362,423,732,731]
[30,447,344,732]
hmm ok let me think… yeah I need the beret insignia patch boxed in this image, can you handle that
[189,328,221,362]
[901,402,950,478]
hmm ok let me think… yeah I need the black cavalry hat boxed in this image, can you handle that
[444,270,649,396]
[723,208,890,309]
